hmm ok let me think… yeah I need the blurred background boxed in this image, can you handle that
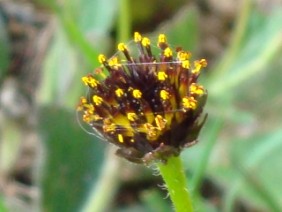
[0,0,282,211]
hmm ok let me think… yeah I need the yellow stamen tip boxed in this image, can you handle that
[98,54,106,64]
[134,32,142,42]
[108,57,120,68]
[141,37,150,47]
[157,71,168,81]
[118,134,124,143]
[182,96,197,110]
[190,83,204,95]
[177,51,191,61]
[93,95,103,106]
[118,43,127,52]
[115,88,124,97]
[164,47,172,57]
[82,75,99,87]
[160,90,170,100]
[182,60,190,69]
[132,89,142,98]
[127,112,138,121]
[81,97,87,104]
[155,115,167,130]
[192,59,207,74]
[158,34,167,44]
[103,119,116,133]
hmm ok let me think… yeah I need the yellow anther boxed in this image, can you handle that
[127,112,138,121]
[82,76,88,85]
[83,114,102,123]
[181,60,190,69]
[190,83,204,95]
[177,51,191,61]
[115,88,124,97]
[118,43,127,52]
[81,97,87,104]
[82,75,99,87]
[158,34,167,44]
[144,123,157,140]
[84,104,95,114]
[132,89,142,98]
[108,57,120,68]
[155,115,167,130]
[98,54,106,64]
[82,114,91,123]
[118,134,124,143]
[157,71,168,81]
[93,95,103,106]
[130,138,134,143]
[134,32,142,42]
[182,96,197,110]
[160,90,170,100]
[103,119,116,133]
[141,37,150,47]
[164,47,173,57]
[192,59,207,74]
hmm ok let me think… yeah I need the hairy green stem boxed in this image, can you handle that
[157,156,193,212]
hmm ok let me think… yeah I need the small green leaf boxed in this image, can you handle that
[39,106,105,212]
[0,14,10,79]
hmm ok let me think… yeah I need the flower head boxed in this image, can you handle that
[77,32,207,164]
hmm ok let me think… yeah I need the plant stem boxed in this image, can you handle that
[157,156,193,212]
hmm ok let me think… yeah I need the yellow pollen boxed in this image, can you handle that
[103,119,116,133]
[160,90,170,100]
[141,37,150,47]
[190,83,204,95]
[108,57,120,68]
[84,104,95,113]
[134,32,142,42]
[83,114,102,123]
[82,75,99,87]
[130,138,134,143]
[182,96,197,110]
[98,54,106,64]
[93,95,103,106]
[92,114,102,121]
[158,34,167,44]
[192,59,207,74]
[177,51,191,61]
[115,88,124,97]
[118,134,124,143]
[127,112,138,121]
[164,47,172,57]
[132,89,142,98]
[144,123,158,140]
[155,115,167,130]
[157,71,168,81]
[118,43,127,52]
[81,97,87,104]
[182,60,190,69]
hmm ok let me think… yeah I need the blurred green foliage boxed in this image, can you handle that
[0,14,10,80]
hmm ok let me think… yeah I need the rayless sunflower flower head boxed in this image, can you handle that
[77,32,207,164]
